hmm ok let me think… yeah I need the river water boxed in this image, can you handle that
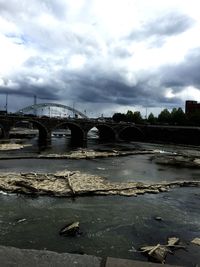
[0,134,200,266]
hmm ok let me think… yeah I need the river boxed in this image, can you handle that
[0,133,200,266]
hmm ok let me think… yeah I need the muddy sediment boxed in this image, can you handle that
[0,170,199,197]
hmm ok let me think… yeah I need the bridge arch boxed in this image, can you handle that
[16,103,87,118]
[11,118,50,143]
[0,123,8,138]
[53,122,85,145]
[118,126,145,141]
[87,124,116,141]
[30,120,50,142]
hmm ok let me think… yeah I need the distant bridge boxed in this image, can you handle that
[16,103,88,119]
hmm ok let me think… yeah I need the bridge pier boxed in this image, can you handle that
[0,124,10,139]
[114,132,121,142]
[82,132,88,146]
[1,130,10,139]
[38,130,52,146]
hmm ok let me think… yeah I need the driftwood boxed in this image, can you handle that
[140,237,185,263]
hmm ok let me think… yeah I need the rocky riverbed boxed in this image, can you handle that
[0,170,199,197]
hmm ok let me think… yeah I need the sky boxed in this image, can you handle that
[0,0,200,117]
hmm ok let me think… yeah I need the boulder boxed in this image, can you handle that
[191,237,200,246]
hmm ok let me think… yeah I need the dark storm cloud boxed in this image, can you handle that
[160,47,200,90]
[128,12,195,44]
[0,58,183,109]
[2,45,200,111]
[0,85,59,100]
[1,0,200,115]
[55,68,168,107]
[0,76,60,100]
[68,46,200,108]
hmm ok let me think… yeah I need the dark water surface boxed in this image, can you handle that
[0,136,200,266]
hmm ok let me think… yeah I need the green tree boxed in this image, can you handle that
[147,113,157,124]
[158,109,171,124]
[132,111,143,124]
[112,113,126,122]
[171,107,186,125]
[126,110,134,122]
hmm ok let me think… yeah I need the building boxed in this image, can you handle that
[185,100,200,114]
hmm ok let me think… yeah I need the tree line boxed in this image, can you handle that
[112,108,200,126]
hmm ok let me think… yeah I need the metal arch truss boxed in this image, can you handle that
[16,103,88,118]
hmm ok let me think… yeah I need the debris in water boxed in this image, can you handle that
[140,236,185,263]
[59,221,80,236]
[154,216,163,221]
[128,246,137,253]
[167,237,179,247]
[16,218,27,224]
[140,244,171,263]
[97,167,105,170]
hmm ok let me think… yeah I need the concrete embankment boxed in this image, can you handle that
[0,246,182,267]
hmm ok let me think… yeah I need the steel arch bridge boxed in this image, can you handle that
[16,103,88,118]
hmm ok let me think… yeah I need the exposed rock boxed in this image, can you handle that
[0,171,199,197]
[0,143,31,151]
[0,149,156,160]
[152,154,200,168]
[59,221,80,236]
[191,237,200,246]
[38,149,155,160]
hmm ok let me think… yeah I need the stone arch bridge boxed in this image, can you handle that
[0,114,145,144]
[1,114,200,146]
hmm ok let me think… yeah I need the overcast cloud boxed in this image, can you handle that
[0,0,200,116]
